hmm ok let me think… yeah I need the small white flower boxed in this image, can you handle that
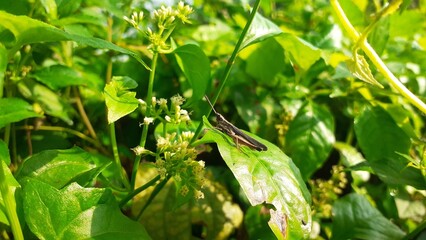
[165,115,172,122]
[144,117,154,125]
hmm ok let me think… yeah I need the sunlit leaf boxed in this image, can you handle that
[16,146,108,189]
[239,11,282,52]
[202,117,311,240]
[285,101,335,180]
[346,52,383,88]
[277,34,322,71]
[332,193,405,240]
[23,180,150,239]
[104,76,139,124]
[0,97,42,129]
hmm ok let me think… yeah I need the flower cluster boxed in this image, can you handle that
[124,1,193,52]
[133,94,204,199]
[156,132,205,199]
[310,165,348,218]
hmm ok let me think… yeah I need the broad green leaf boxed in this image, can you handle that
[202,117,311,240]
[0,43,6,98]
[132,163,243,239]
[354,106,425,189]
[239,11,282,52]
[0,11,149,70]
[331,193,405,240]
[346,52,383,88]
[23,180,150,239]
[16,146,107,189]
[31,64,91,90]
[389,10,424,38]
[174,44,210,103]
[277,34,322,71]
[285,101,335,180]
[104,76,139,124]
[246,38,285,83]
[0,98,42,129]
[0,140,22,236]
[17,80,74,125]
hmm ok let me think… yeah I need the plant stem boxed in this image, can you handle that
[17,125,97,145]
[119,174,161,208]
[109,123,130,189]
[131,52,159,190]
[0,163,23,240]
[73,87,98,140]
[135,175,170,221]
[190,0,261,144]
[330,0,426,115]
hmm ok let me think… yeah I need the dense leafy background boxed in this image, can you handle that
[0,0,426,239]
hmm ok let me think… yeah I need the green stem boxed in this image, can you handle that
[330,0,426,115]
[190,0,262,144]
[119,174,161,208]
[131,52,159,190]
[0,163,23,240]
[109,123,130,190]
[135,176,170,221]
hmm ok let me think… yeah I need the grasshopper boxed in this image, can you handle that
[205,95,267,151]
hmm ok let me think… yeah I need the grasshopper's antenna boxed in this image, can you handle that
[204,95,218,114]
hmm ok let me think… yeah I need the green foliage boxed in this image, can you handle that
[0,0,426,239]
[332,193,405,240]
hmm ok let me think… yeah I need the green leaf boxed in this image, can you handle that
[202,117,311,240]
[246,38,285,83]
[31,65,90,90]
[346,52,384,88]
[16,146,108,189]
[285,101,335,180]
[277,33,322,71]
[354,106,425,189]
[0,98,42,129]
[17,80,74,125]
[0,11,150,70]
[240,11,283,52]
[331,193,405,240]
[174,44,210,103]
[23,180,151,239]
[104,76,139,124]
[389,10,425,38]
[133,163,243,239]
